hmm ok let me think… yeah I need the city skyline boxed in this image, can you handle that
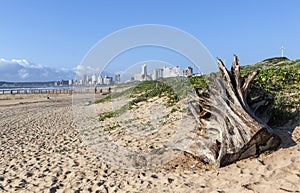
[75,62,194,86]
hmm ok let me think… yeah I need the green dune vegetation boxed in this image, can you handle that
[96,57,300,127]
[241,57,300,126]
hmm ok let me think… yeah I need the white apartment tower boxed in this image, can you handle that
[115,74,121,84]
[141,64,147,77]
[153,68,163,80]
[92,74,97,84]
[163,66,181,78]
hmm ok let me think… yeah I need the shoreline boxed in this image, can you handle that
[0,88,108,106]
[0,93,72,107]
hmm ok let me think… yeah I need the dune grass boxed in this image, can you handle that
[97,58,300,126]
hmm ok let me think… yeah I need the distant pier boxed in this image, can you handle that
[0,89,74,95]
[0,87,113,95]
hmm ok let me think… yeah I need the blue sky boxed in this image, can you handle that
[0,0,299,81]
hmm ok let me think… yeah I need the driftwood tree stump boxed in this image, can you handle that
[187,55,281,167]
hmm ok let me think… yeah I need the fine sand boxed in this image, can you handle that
[0,94,299,192]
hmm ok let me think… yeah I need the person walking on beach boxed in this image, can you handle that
[94,86,97,94]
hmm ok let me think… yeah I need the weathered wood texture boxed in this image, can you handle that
[187,55,281,167]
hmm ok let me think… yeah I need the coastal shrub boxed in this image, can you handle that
[130,80,180,107]
[98,80,181,121]
[103,124,121,131]
[130,81,158,96]
[189,75,208,90]
[240,58,300,126]
[262,57,289,64]
[94,87,134,104]
[95,95,112,104]
[98,111,115,121]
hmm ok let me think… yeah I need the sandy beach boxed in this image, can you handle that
[0,94,299,193]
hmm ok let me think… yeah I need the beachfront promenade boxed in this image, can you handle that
[0,89,74,95]
[0,87,112,95]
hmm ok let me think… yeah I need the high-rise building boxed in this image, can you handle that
[141,64,147,78]
[134,73,141,81]
[97,76,103,84]
[153,68,163,80]
[92,74,97,84]
[83,74,87,85]
[115,74,121,84]
[163,66,181,78]
[103,76,113,85]
[183,66,193,77]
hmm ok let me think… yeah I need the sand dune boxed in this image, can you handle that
[0,95,299,192]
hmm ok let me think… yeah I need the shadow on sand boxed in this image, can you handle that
[271,107,300,148]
